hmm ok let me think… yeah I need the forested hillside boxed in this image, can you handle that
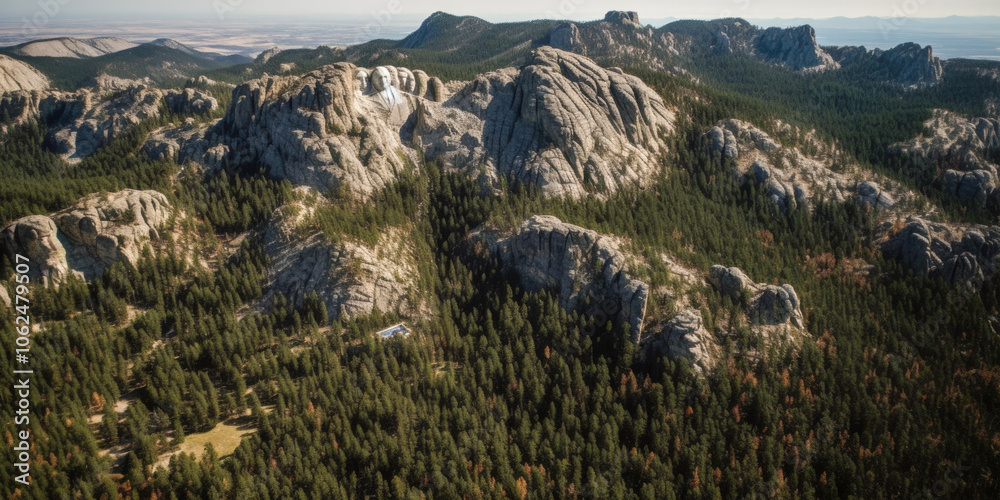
[1,9,999,500]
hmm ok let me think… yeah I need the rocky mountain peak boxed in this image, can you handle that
[754,25,840,72]
[412,46,675,198]
[604,11,642,27]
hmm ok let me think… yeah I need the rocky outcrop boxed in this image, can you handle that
[604,11,641,27]
[549,23,585,55]
[879,43,943,88]
[708,265,804,328]
[478,215,649,341]
[895,110,1000,209]
[0,55,49,92]
[857,181,896,209]
[544,12,681,72]
[1,190,172,284]
[255,47,281,65]
[754,26,839,72]
[206,63,420,198]
[704,119,912,213]
[164,88,218,115]
[881,218,1000,288]
[642,309,718,373]
[42,85,164,161]
[1,216,69,285]
[411,47,675,198]
[708,126,739,159]
[829,42,943,88]
[259,192,420,319]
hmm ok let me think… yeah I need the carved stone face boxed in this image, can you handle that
[398,68,415,93]
[372,67,393,92]
[356,69,369,91]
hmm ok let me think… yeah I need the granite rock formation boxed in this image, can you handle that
[708,265,804,329]
[0,55,49,92]
[881,218,1000,288]
[259,192,420,319]
[411,47,675,198]
[1,190,172,284]
[475,215,649,342]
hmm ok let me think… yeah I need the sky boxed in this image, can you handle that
[3,0,999,23]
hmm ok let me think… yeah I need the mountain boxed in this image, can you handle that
[8,43,239,89]
[2,10,1000,500]
[0,54,48,92]
[147,38,252,65]
[7,36,137,58]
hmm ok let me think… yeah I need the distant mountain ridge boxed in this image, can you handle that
[2,36,251,65]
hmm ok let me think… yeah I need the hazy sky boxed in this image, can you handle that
[5,0,999,22]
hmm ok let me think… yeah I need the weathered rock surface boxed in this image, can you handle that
[828,42,943,88]
[895,110,1000,209]
[857,181,896,209]
[880,217,1000,288]
[708,265,804,329]
[705,119,912,213]
[477,215,649,341]
[43,85,164,161]
[642,309,718,373]
[259,193,420,319]
[1,190,171,283]
[164,88,218,115]
[1,215,69,285]
[202,64,420,198]
[544,12,681,73]
[255,47,282,65]
[754,26,839,72]
[411,47,675,198]
[604,11,642,27]
[0,55,49,92]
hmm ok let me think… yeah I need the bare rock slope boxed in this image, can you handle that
[1,190,172,284]
[258,191,421,319]
[412,47,675,198]
[0,55,49,92]
[474,215,649,341]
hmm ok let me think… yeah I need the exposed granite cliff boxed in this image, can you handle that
[411,47,675,198]
[472,215,649,342]
[1,190,172,284]
[258,190,421,319]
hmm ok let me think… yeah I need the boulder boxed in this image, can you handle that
[857,181,895,209]
[708,265,804,328]
[643,309,717,373]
